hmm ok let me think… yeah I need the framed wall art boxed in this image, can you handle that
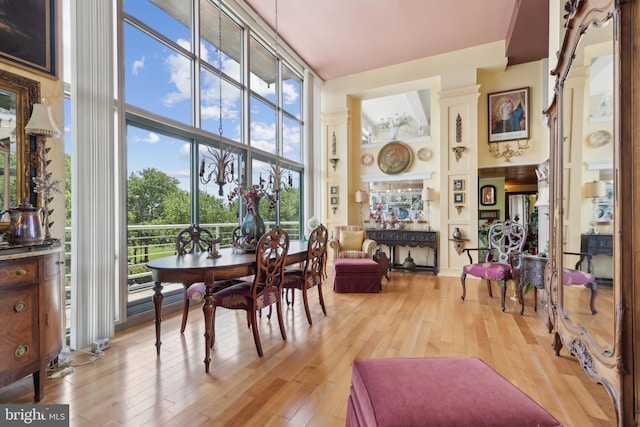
[488,87,529,142]
[330,196,339,205]
[0,0,57,78]
[453,179,464,191]
[479,209,499,220]
[481,185,496,206]
[453,193,464,204]
[330,185,339,195]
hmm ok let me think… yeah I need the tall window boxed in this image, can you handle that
[122,0,305,317]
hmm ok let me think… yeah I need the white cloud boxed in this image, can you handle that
[131,56,145,75]
[283,81,299,106]
[163,39,192,107]
[143,132,160,144]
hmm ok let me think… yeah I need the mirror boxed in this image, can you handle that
[549,0,620,419]
[0,70,39,228]
[365,181,424,227]
[560,12,614,350]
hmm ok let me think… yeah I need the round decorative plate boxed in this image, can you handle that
[360,153,374,166]
[377,142,412,175]
[589,130,612,147]
[417,147,432,161]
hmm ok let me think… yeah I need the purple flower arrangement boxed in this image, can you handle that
[227,182,277,214]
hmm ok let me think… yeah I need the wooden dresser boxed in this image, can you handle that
[0,244,64,401]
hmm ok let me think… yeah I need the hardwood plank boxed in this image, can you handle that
[0,271,616,426]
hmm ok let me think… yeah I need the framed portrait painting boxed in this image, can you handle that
[488,87,529,142]
[0,0,57,77]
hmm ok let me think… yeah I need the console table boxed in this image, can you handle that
[580,234,613,286]
[366,229,438,274]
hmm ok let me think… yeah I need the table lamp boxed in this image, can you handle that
[355,190,368,226]
[584,180,605,234]
[422,187,435,231]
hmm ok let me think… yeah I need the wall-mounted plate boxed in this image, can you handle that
[377,141,412,175]
[417,147,432,161]
[361,153,374,166]
[589,130,612,147]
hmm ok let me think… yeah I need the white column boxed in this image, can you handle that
[70,0,115,349]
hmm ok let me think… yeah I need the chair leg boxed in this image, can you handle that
[250,308,263,357]
[486,279,493,297]
[585,282,598,314]
[460,272,467,301]
[318,283,327,316]
[210,307,216,349]
[276,301,287,341]
[499,280,506,312]
[180,289,190,334]
[302,286,312,325]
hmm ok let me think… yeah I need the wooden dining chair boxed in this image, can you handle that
[282,224,328,325]
[175,224,240,333]
[210,227,290,357]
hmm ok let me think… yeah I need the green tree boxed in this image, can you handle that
[127,168,183,224]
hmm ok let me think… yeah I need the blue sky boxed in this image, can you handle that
[63,0,302,195]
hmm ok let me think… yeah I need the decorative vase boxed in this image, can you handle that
[403,251,416,271]
[239,196,266,249]
[389,126,399,140]
[452,227,462,240]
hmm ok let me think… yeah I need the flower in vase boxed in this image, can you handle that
[227,182,276,213]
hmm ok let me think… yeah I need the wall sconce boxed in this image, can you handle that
[584,180,605,234]
[355,190,368,226]
[267,162,293,227]
[25,102,61,241]
[451,146,466,162]
[329,130,339,171]
[488,140,530,162]
[199,146,236,196]
[422,187,435,231]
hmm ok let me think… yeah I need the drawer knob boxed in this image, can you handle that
[14,301,26,312]
[15,345,29,357]
[15,268,26,276]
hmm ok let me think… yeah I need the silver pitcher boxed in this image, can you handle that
[5,198,45,244]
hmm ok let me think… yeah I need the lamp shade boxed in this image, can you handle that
[25,103,61,137]
[422,187,435,202]
[584,181,606,199]
[355,190,368,203]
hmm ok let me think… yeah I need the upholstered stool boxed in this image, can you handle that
[347,357,562,427]
[332,258,381,293]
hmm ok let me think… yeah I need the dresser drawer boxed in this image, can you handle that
[0,259,38,286]
[0,285,38,372]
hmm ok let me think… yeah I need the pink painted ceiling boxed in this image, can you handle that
[242,0,550,81]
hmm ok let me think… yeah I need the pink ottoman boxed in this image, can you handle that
[347,357,562,427]
[333,258,381,293]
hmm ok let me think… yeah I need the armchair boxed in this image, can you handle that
[328,225,376,259]
[563,251,598,314]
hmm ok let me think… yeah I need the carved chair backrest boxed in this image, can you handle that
[176,224,213,255]
[253,227,290,298]
[306,224,328,279]
[484,221,527,264]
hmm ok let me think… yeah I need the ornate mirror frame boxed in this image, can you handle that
[0,69,40,229]
[545,0,634,424]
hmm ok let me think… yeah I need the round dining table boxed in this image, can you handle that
[146,240,309,360]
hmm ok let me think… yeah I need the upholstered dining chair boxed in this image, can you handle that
[328,225,376,259]
[175,224,241,333]
[460,220,526,311]
[282,224,328,325]
[210,227,290,357]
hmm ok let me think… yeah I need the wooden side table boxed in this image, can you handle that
[515,254,548,315]
[373,249,390,281]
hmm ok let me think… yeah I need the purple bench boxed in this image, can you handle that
[347,357,562,426]
[332,258,381,293]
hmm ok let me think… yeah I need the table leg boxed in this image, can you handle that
[203,269,215,373]
[152,281,164,355]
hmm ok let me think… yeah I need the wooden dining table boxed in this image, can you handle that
[146,240,309,361]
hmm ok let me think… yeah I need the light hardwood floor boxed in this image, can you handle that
[0,271,616,426]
